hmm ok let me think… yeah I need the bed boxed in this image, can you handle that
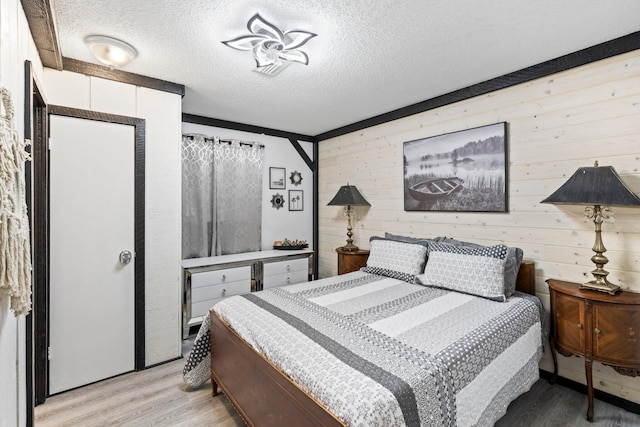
[184,236,543,426]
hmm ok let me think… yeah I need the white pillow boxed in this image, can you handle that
[361,239,428,283]
[417,242,508,301]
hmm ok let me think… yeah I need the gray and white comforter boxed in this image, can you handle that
[184,271,543,426]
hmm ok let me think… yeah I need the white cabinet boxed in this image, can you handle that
[263,258,310,290]
[182,250,314,338]
[190,266,252,318]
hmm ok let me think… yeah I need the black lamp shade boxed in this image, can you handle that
[327,185,370,207]
[541,164,640,207]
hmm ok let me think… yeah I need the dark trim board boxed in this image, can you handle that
[62,58,185,97]
[315,31,640,141]
[539,370,640,416]
[182,113,314,142]
[20,0,63,70]
[24,60,35,427]
[288,138,314,172]
[312,141,319,280]
[25,60,49,412]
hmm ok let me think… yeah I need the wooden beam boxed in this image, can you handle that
[63,57,185,96]
[182,113,314,142]
[21,0,63,70]
[288,138,315,172]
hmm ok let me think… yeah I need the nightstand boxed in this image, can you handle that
[336,248,369,275]
[547,279,640,422]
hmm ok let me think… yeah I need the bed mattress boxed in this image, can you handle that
[186,271,543,426]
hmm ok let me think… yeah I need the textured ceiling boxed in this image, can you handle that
[49,0,640,136]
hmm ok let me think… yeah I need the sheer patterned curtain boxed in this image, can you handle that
[182,134,263,258]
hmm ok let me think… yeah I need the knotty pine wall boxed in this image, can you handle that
[318,49,640,403]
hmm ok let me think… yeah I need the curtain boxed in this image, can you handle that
[181,134,263,258]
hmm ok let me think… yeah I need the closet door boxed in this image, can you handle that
[49,114,136,394]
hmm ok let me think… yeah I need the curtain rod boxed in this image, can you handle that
[182,133,264,148]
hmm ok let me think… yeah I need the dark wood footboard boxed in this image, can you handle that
[210,261,537,425]
[210,311,345,427]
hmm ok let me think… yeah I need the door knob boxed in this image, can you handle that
[119,250,133,265]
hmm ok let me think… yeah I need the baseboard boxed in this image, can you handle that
[539,369,640,415]
[144,355,184,370]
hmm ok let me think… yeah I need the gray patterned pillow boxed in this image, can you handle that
[383,232,445,245]
[439,237,522,297]
[362,239,428,283]
[417,242,508,302]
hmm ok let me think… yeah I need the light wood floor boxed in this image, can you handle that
[34,356,244,427]
[35,341,640,427]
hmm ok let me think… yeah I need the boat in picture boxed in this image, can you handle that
[408,177,464,201]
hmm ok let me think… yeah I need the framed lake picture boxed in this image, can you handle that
[403,122,507,212]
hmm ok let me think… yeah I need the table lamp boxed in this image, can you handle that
[541,161,640,294]
[327,184,370,251]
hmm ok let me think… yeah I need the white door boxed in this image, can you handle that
[49,115,136,394]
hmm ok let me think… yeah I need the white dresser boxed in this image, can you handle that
[182,249,314,338]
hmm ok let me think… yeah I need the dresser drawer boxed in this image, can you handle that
[192,280,251,303]
[263,269,309,290]
[263,258,309,277]
[191,266,251,289]
[192,297,225,318]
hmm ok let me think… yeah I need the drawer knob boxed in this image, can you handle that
[286,277,291,284]
[594,327,601,334]
[221,274,226,282]
[577,323,583,329]
[286,265,291,271]
[222,288,226,296]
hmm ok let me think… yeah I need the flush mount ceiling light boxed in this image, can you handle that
[222,14,317,76]
[84,35,138,68]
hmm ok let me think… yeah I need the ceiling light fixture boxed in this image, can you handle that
[222,14,317,76]
[84,35,138,68]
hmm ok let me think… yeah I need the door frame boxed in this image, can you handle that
[32,104,146,403]
[24,60,48,414]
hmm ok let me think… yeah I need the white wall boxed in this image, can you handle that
[181,123,314,251]
[43,70,183,366]
[0,2,44,426]
[318,50,640,404]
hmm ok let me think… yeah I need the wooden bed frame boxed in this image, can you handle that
[210,261,536,427]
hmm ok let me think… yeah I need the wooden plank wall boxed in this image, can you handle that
[318,50,640,403]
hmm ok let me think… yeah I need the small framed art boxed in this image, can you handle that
[269,167,286,189]
[289,190,303,211]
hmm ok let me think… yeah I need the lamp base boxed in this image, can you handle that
[580,278,621,295]
[339,243,360,251]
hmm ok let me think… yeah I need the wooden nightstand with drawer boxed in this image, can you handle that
[336,248,370,275]
[548,279,640,422]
